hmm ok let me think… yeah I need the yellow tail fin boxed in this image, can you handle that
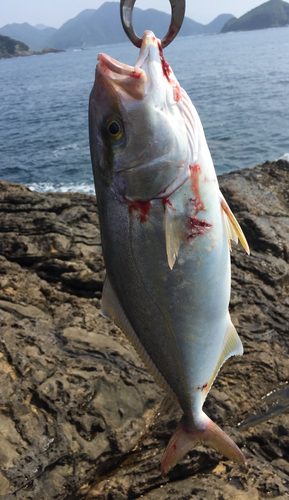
[161,412,247,477]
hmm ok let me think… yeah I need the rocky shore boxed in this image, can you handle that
[0,45,65,59]
[1,159,289,499]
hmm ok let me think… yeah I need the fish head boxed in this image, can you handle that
[89,30,189,201]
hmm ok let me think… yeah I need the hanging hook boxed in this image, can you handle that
[120,0,186,49]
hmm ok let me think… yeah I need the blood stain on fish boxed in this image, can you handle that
[190,164,205,213]
[130,71,142,79]
[173,83,181,102]
[157,41,171,82]
[187,217,212,241]
[162,197,176,210]
[197,383,208,392]
[128,200,151,222]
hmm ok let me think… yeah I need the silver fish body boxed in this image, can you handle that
[89,31,249,474]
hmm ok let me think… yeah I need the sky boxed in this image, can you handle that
[1,0,289,28]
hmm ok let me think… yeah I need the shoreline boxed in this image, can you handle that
[0,46,65,59]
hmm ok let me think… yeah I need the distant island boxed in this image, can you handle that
[0,2,233,51]
[0,34,64,59]
[222,0,289,33]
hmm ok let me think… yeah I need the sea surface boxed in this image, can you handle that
[0,26,288,194]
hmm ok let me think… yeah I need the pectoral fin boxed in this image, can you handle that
[220,194,250,254]
[165,203,184,270]
[101,276,179,403]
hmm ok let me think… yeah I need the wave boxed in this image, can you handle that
[280,152,289,161]
[52,141,90,158]
[27,181,95,195]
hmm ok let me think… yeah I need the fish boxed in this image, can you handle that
[89,30,250,476]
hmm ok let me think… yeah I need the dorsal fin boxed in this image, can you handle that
[220,194,250,255]
[101,276,179,404]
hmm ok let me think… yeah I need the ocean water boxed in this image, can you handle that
[0,27,288,194]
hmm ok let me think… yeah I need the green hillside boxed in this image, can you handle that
[0,34,29,57]
[222,0,289,32]
[0,23,57,51]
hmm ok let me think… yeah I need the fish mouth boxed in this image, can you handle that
[97,31,163,101]
[97,53,147,100]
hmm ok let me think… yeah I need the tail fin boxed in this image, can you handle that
[161,412,246,477]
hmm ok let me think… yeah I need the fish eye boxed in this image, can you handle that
[105,116,124,141]
[108,121,120,135]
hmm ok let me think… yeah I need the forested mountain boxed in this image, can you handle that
[48,4,233,49]
[222,0,289,33]
[0,22,56,51]
[0,3,233,50]
[0,34,29,58]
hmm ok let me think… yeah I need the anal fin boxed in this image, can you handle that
[220,194,250,255]
[202,322,243,404]
[101,276,179,403]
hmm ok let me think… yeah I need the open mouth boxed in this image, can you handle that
[96,31,163,100]
[97,53,147,100]
[98,54,134,78]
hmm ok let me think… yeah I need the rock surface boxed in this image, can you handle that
[0,160,289,499]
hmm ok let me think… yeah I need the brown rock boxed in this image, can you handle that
[0,160,289,498]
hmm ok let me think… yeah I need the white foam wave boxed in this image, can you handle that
[53,141,90,158]
[280,152,289,161]
[28,182,95,195]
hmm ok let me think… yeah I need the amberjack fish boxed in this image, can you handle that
[89,30,249,475]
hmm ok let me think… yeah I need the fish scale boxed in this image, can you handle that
[89,29,250,475]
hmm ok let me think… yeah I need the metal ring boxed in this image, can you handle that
[120,0,186,49]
